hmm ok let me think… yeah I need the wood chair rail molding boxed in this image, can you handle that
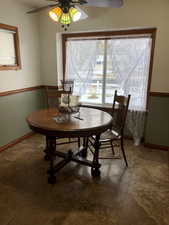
[0,85,63,97]
[149,92,169,97]
[1,85,169,98]
[0,85,43,97]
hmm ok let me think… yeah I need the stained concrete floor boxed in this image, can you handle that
[0,134,168,225]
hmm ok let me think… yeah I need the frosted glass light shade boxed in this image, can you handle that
[69,7,81,22]
[49,7,62,22]
[60,13,71,24]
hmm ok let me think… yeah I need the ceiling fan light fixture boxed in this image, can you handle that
[27,0,124,30]
[49,6,82,27]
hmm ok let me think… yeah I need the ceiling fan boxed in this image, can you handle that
[27,0,124,30]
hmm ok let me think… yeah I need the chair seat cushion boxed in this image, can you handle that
[100,129,121,141]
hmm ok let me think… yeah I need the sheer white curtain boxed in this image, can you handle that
[65,40,99,96]
[65,37,152,146]
[107,38,152,145]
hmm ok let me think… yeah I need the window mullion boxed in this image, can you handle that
[102,40,107,105]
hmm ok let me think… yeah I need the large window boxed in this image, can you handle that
[63,29,156,111]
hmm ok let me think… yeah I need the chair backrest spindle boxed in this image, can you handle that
[111,90,130,133]
[61,79,74,92]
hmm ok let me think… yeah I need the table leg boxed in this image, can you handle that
[46,136,57,184]
[79,137,88,158]
[91,134,101,177]
[44,136,51,161]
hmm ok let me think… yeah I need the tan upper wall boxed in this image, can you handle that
[39,0,169,93]
[0,0,41,92]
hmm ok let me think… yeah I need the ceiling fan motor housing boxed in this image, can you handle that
[60,0,73,13]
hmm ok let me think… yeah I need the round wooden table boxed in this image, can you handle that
[26,106,113,183]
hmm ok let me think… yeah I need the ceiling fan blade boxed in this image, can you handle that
[27,4,58,14]
[46,0,59,2]
[86,0,123,8]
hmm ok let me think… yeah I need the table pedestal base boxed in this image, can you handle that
[45,135,101,184]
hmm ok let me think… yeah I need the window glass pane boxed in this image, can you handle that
[65,36,152,110]
[0,30,16,65]
[105,38,151,110]
[66,40,104,104]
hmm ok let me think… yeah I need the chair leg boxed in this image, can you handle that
[78,137,81,148]
[44,136,50,161]
[110,140,115,155]
[120,138,128,167]
[91,134,101,177]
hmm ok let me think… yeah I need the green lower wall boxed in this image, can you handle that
[145,95,169,147]
[0,89,168,149]
[0,89,46,147]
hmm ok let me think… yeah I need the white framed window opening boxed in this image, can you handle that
[65,35,152,112]
[64,30,156,145]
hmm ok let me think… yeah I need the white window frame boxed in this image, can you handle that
[62,28,156,109]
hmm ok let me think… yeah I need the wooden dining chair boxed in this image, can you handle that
[44,86,80,160]
[88,90,131,167]
[45,86,71,108]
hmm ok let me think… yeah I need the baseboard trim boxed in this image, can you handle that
[0,132,35,153]
[144,143,169,151]
[0,132,168,152]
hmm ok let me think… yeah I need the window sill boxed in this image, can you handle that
[0,65,21,71]
[81,103,112,113]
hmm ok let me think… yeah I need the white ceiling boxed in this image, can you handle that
[16,0,47,8]
[16,0,123,9]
